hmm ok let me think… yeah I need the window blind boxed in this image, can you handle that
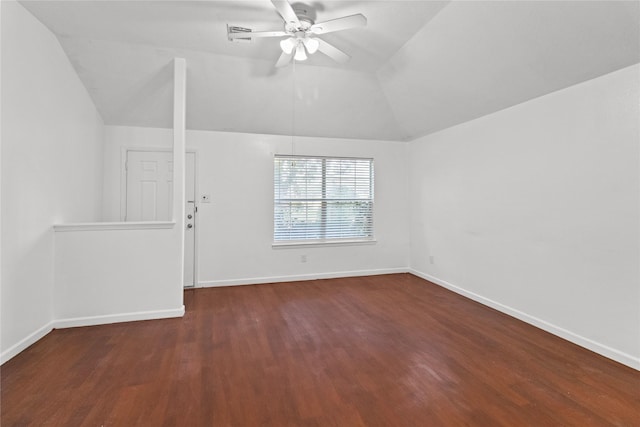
[274,155,374,243]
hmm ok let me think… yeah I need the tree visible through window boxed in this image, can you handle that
[274,155,374,243]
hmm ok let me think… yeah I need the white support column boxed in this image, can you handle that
[173,58,187,289]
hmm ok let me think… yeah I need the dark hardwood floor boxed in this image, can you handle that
[2,274,639,426]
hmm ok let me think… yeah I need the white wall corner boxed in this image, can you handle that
[0,322,55,365]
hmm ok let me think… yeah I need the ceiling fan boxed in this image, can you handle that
[228,0,367,67]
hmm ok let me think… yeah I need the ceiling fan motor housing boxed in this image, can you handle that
[285,5,315,32]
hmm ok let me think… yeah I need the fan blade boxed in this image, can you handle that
[317,39,350,63]
[310,14,367,35]
[275,51,294,68]
[228,30,288,39]
[271,0,301,27]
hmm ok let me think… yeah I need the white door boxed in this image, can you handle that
[126,150,197,288]
[126,151,173,221]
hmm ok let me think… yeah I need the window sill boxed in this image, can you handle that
[272,239,377,249]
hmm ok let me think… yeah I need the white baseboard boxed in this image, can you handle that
[1,307,186,365]
[409,269,640,371]
[198,267,408,288]
[6,271,637,371]
[1,321,55,365]
[54,306,185,329]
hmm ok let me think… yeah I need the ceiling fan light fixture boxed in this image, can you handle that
[294,43,307,61]
[228,0,366,67]
[303,37,319,54]
[280,37,296,54]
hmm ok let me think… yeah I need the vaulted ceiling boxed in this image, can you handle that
[21,0,640,141]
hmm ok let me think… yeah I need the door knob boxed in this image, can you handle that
[187,214,193,219]
[187,224,193,229]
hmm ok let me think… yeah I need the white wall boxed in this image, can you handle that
[1,1,105,360]
[54,225,184,325]
[409,64,640,368]
[103,127,409,285]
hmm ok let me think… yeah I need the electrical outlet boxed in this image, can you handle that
[301,255,307,263]
[201,194,211,203]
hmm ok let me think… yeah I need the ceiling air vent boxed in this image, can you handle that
[227,25,253,43]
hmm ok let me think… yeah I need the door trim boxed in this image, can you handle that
[120,146,199,288]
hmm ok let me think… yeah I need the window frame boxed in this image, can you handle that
[272,154,376,248]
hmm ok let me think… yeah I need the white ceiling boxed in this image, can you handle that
[20,0,640,141]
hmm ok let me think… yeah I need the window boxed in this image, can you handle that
[274,155,374,244]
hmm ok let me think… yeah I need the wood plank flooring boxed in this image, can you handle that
[2,274,639,426]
